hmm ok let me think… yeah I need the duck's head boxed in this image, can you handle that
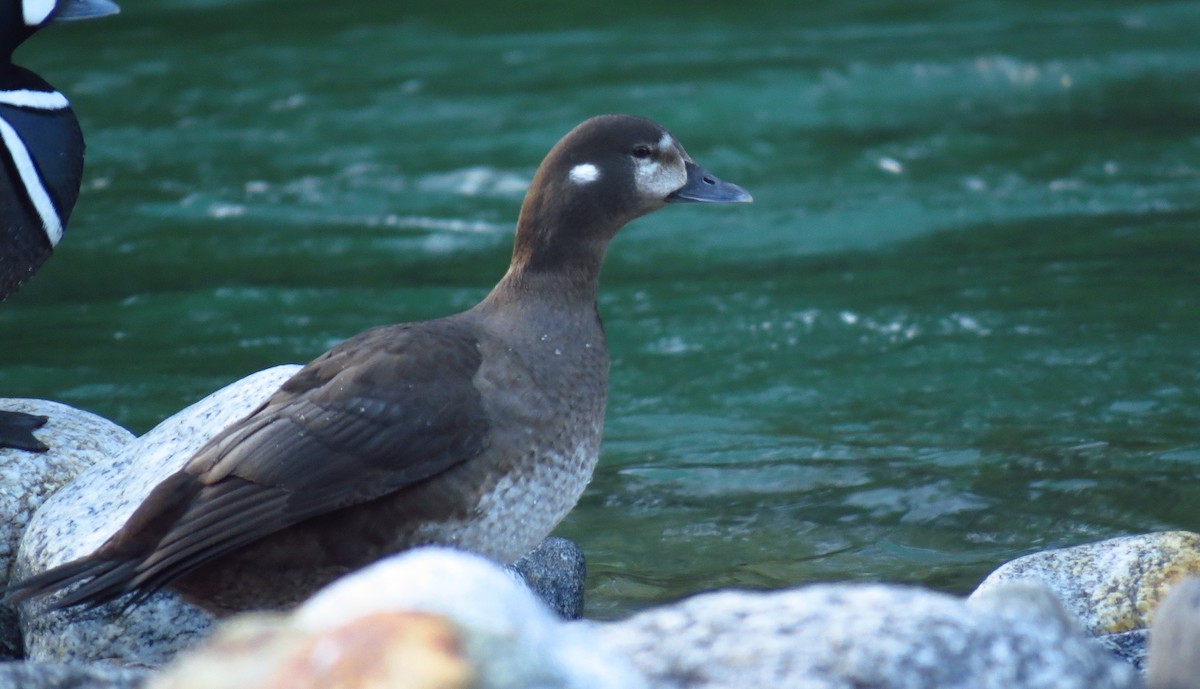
[512,114,752,274]
[3,0,119,53]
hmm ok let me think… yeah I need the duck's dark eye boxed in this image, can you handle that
[632,144,653,159]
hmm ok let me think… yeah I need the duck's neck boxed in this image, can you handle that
[2,26,35,63]
[483,254,604,314]
[485,189,623,310]
[473,239,610,353]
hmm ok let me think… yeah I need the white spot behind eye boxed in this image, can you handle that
[569,163,600,185]
[633,141,686,200]
[24,0,56,25]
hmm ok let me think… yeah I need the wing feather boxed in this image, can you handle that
[6,319,495,609]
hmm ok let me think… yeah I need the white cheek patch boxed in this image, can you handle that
[568,163,601,185]
[24,0,56,25]
[633,152,687,200]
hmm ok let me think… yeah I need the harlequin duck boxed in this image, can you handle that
[1,0,120,452]
[2,0,119,297]
[6,114,752,614]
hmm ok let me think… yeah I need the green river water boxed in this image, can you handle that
[4,0,1199,617]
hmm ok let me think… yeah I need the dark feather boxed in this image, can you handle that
[6,319,492,609]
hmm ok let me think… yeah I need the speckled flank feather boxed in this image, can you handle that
[408,431,604,562]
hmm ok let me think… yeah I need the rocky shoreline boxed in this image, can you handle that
[3,383,1198,688]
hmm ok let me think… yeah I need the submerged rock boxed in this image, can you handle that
[510,537,586,620]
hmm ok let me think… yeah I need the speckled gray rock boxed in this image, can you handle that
[596,581,1139,689]
[1097,630,1148,672]
[296,547,646,689]
[0,400,134,586]
[510,536,586,619]
[0,660,150,689]
[13,365,300,665]
[971,531,1200,640]
[0,399,135,659]
[0,605,20,661]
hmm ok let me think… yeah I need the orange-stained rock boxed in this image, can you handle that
[271,611,472,689]
[149,610,472,689]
